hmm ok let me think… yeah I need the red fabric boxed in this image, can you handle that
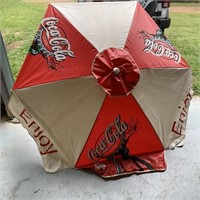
[125,3,189,69]
[76,94,164,171]
[92,48,140,96]
[91,151,166,178]
[13,5,98,89]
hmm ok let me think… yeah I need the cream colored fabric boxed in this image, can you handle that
[132,68,193,149]
[52,2,137,52]
[8,77,106,172]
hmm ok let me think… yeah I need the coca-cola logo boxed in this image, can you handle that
[139,30,181,63]
[30,17,75,70]
[88,115,138,162]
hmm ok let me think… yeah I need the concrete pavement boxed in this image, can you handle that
[0,97,200,200]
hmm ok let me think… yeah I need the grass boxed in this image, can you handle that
[0,0,47,78]
[0,0,200,95]
[170,2,200,7]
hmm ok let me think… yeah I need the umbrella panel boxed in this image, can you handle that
[76,94,166,177]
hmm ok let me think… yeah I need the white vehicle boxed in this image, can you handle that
[78,0,171,32]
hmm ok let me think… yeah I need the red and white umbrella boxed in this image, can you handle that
[8,2,193,178]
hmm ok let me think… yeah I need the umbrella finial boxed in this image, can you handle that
[113,67,120,75]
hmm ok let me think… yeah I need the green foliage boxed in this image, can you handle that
[0,0,47,78]
[1,0,199,95]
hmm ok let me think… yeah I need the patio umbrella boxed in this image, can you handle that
[8,2,193,178]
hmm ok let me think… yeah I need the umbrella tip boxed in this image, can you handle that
[113,67,120,75]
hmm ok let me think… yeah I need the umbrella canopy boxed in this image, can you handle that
[8,2,193,178]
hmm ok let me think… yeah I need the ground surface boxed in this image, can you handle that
[170,6,200,13]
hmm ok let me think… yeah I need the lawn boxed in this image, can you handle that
[1,0,200,95]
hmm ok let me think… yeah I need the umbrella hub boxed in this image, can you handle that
[92,48,140,96]
[113,67,121,75]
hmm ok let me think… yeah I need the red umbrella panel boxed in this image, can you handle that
[8,2,193,178]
